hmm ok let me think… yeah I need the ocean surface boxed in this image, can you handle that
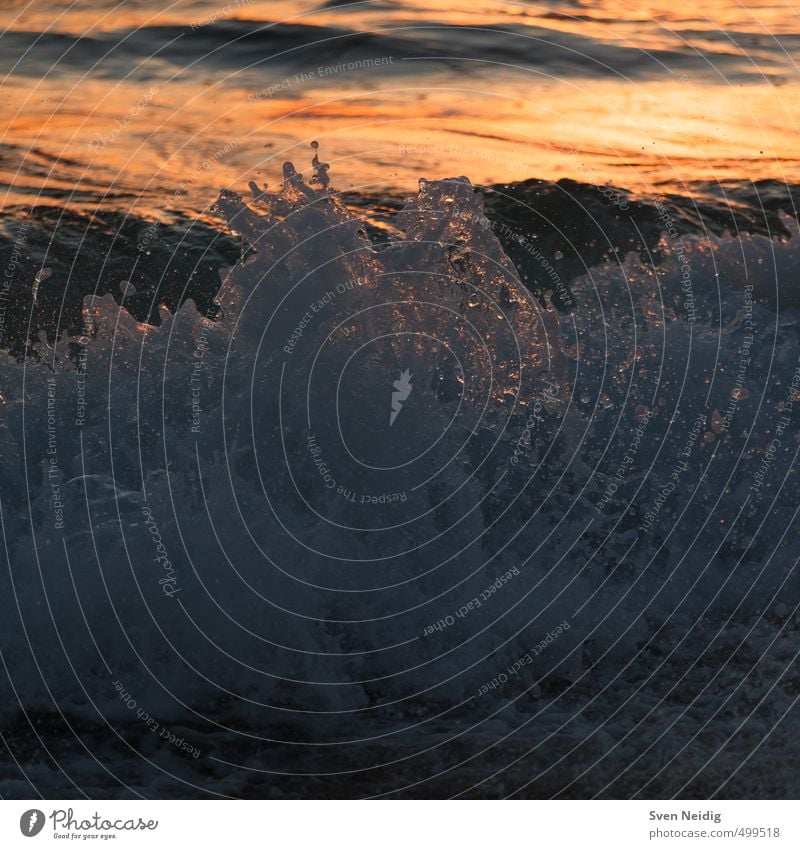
[2,0,800,213]
[1,0,799,800]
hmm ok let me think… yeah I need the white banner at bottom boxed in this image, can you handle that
[1,800,795,848]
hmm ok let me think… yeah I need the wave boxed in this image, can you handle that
[2,174,798,358]
[1,155,799,796]
[2,18,787,83]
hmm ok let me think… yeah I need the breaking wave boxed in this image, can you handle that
[1,153,799,797]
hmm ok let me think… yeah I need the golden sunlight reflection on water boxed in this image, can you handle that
[0,0,798,213]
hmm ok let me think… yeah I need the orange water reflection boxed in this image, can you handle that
[1,0,798,214]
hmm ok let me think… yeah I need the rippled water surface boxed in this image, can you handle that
[2,0,799,214]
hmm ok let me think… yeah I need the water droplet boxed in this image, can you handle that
[309,141,330,188]
[248,180,265,199]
